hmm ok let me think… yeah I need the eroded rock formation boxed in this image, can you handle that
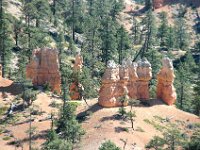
[70,51,84,100]
[73,51,83,72]
[98,60,122,107]
[98,58,151,107]
[157,57,176,105]
[26,48,61,93]
[137,58,152,100]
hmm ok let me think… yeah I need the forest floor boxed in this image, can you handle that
[0,91,199,150]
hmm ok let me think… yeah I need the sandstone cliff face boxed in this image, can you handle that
[26,48,61,93]
[153,0,200,9]
[98,58,152,107]
[157,57,176,105]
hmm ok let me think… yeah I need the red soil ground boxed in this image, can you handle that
[1,92,199,150]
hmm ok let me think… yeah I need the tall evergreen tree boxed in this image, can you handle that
[0,0,14,77]
[174,17,190,50]
[100,16,117,64]
[158,12,169,47]
[116,26,130,64]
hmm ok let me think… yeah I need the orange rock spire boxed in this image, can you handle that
[99,58,152,107]
[156,57,176,105]
[137,58,152,100]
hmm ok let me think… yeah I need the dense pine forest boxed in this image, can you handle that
[0,0,200,149]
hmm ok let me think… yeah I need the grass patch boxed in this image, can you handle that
[136,127,145,132]
[3,136,11,141]
[0,107,8,116]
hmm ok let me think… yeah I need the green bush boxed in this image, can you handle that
[3,136,11,141]
[0,107,8,115]
[99,140,121,150]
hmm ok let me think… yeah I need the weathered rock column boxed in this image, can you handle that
[26,48,61,93]
[157,57,176,105]
[73,51,83,72]
[69,51,84,100]
[125,58,138,99]
[137,58,152,100]
[98,60,122,107]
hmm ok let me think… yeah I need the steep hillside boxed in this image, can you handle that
[0,92,199,150]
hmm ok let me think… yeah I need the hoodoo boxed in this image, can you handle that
[157,57,177,105]
[98,58,152,107]
[26,48,61,93]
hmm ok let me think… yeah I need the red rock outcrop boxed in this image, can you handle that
[26,48,61,93]
[98,60,122,107]
[137,58,152,100]
[157,57,176,105]
[99,58,151,107]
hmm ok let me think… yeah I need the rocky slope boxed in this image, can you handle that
[0,92,199,150]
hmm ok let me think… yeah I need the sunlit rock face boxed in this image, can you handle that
[73,51,83,72]
[137,58,152,100]
[98,60,123,107]
[157,57,176,105]
[99,58,152,107]
[26,48,61,93]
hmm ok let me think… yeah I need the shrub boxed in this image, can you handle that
[99,140,121,150]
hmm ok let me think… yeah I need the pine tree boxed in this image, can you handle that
[56,103,84,143]
[135,10,157,60]
[116,26,130,64]
[175,53,196,112]
[192,62,200,116]
[110,0,124,20]
[0,0,14,77]
[166,26,176,49]
[83,14,101,69]
[131,17,140,45]
[99,140,121,150]
[174,17,190,50]
[33,0,51,28]
[145,0,153,10]
[158,12,169,47]
[100,16,117,64]
[64,0,85,41]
